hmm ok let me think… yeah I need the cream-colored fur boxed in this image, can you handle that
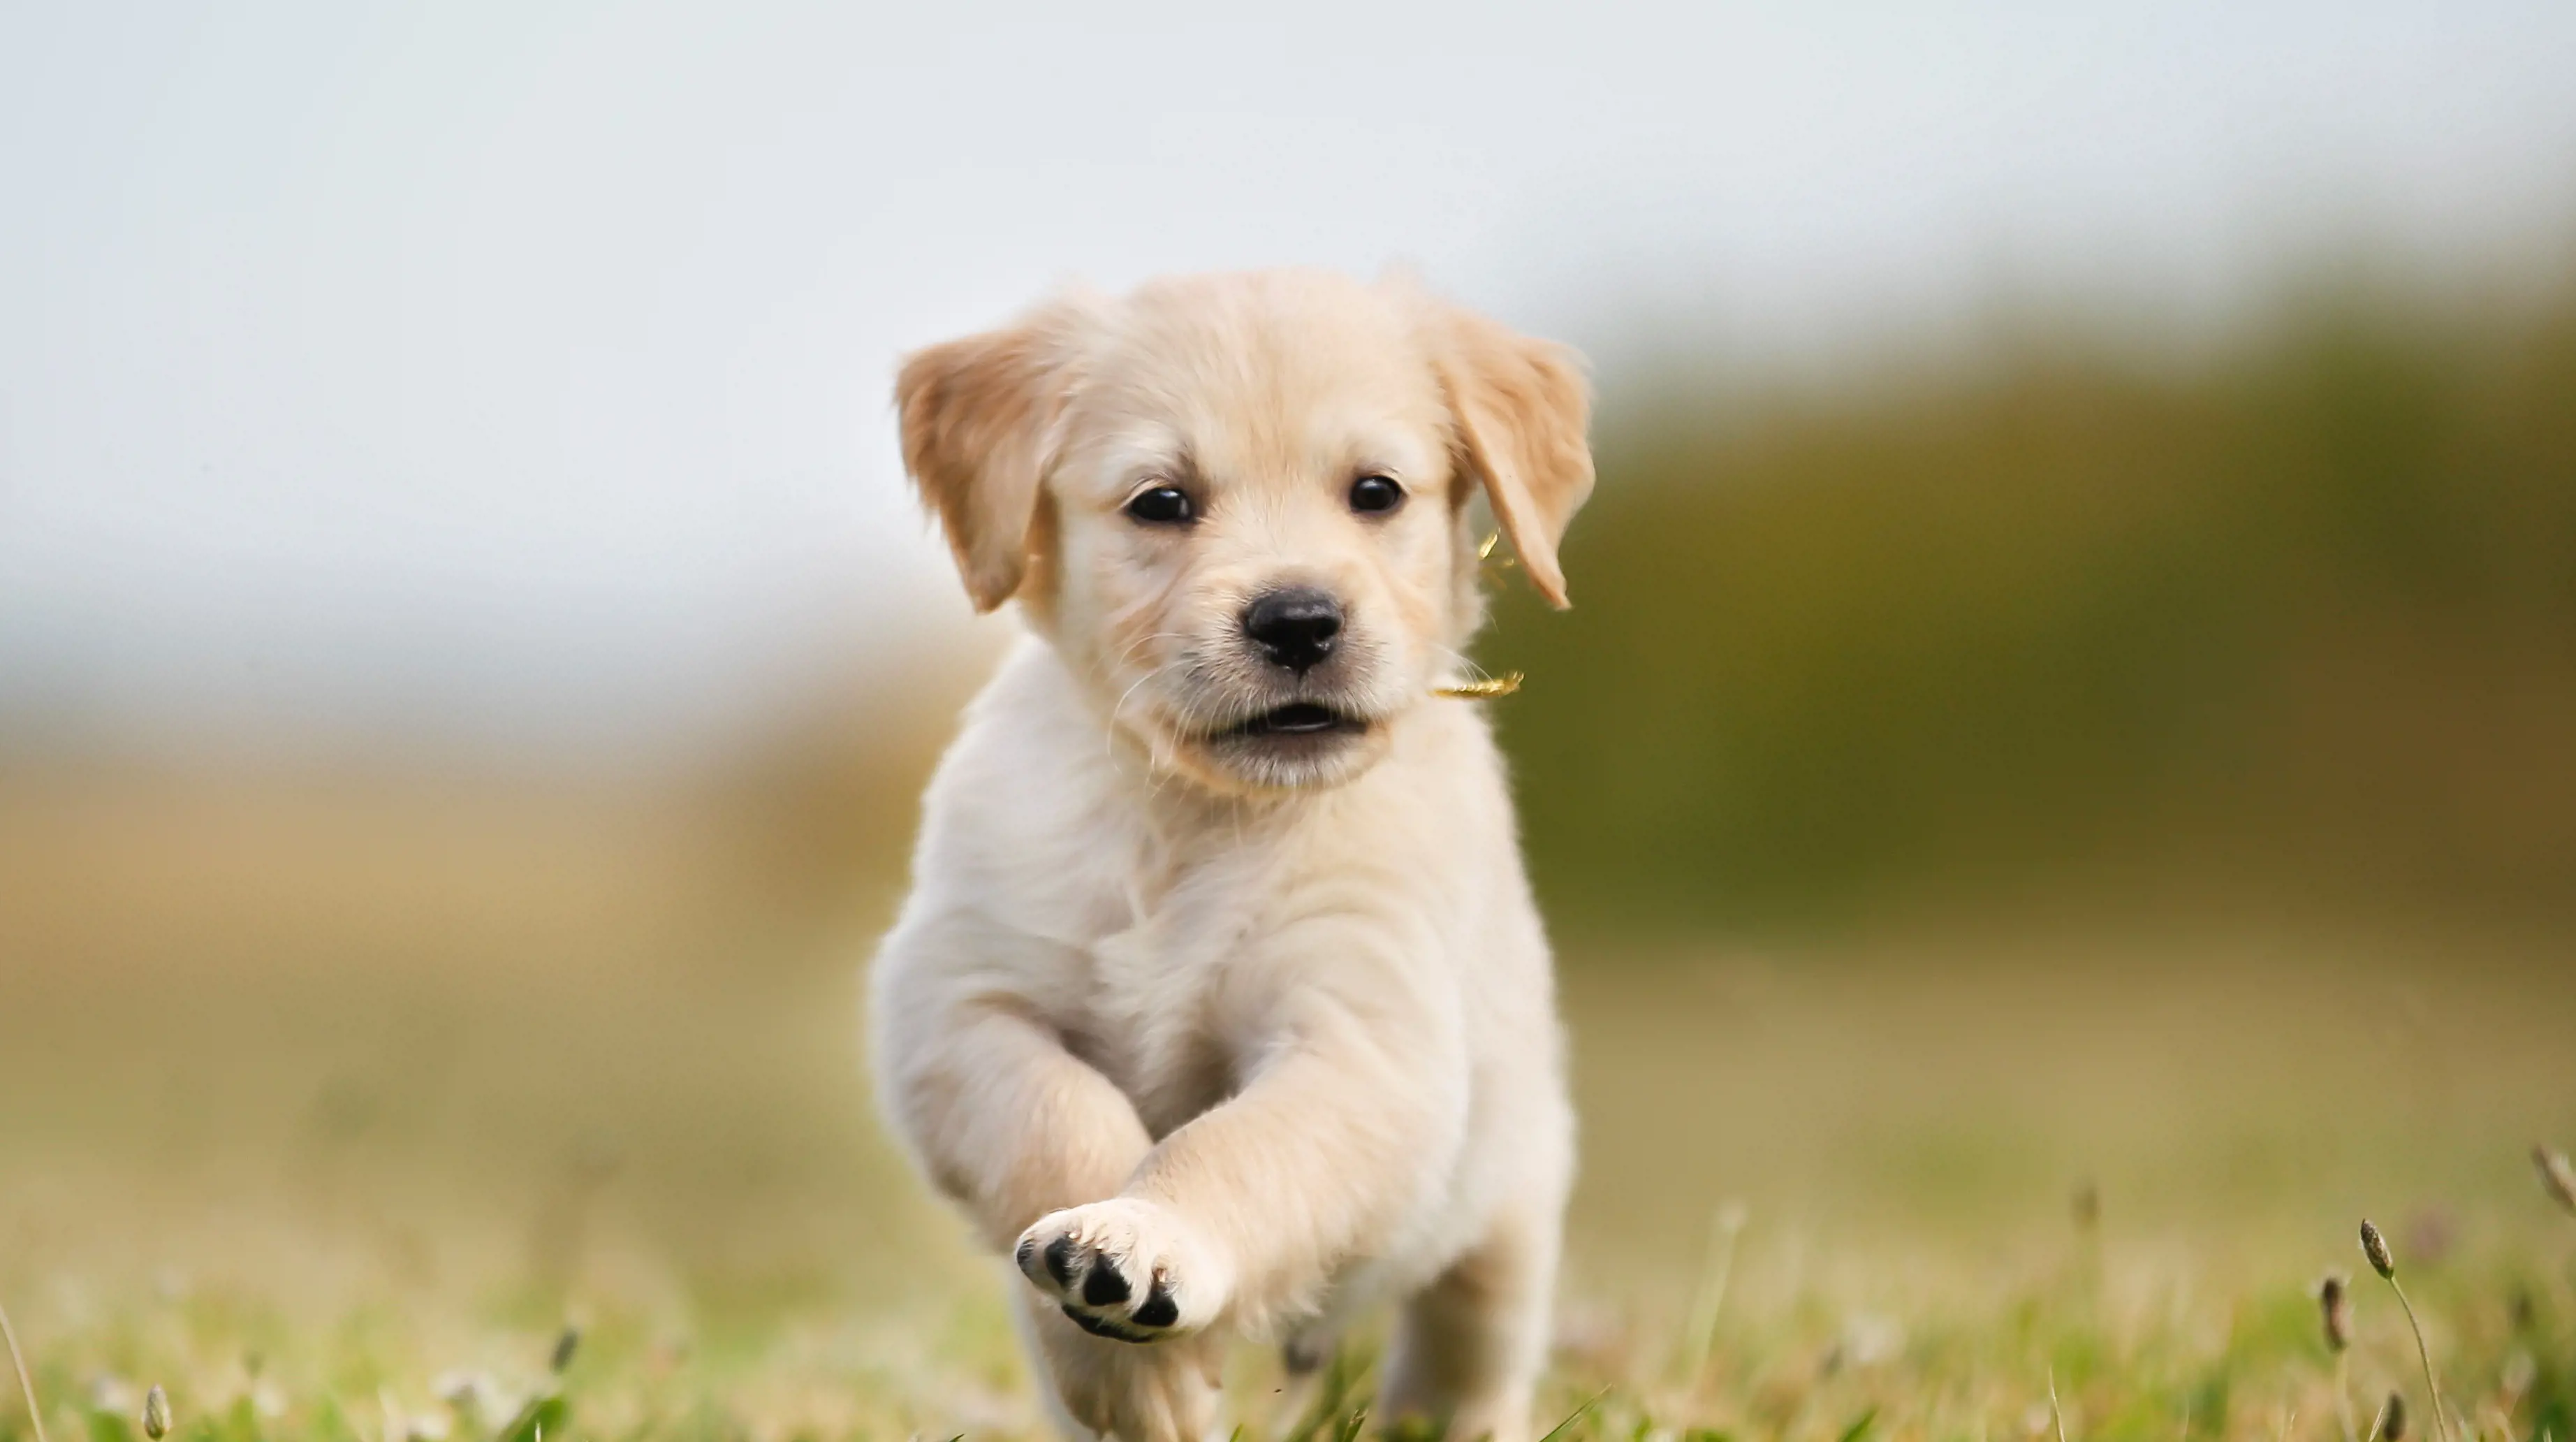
[870,270,1592,1442]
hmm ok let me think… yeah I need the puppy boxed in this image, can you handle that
[870,269,1592,1442]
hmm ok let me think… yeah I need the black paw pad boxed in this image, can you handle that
[1043,1235,1081,1288]
[1061,1302,1151,1343]
[1132,1282,1179,1329]
[1081,1261,1132,1306]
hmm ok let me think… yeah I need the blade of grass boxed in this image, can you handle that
[1282,1346,1361,1442]
[0,1297,48,1442]
[1537,1387,1611,1442]
[2385,1276,2451,1442]
[1677,1204,1748,1386]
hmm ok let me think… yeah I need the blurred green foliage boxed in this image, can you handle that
[1492,272,2576,928]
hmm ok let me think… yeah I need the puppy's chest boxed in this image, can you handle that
[1063,866,1266,1137]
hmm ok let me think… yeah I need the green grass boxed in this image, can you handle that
[4,1175,2573,1442]
[4,898,2573,1442]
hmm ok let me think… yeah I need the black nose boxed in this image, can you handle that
[1241,587,1344,673]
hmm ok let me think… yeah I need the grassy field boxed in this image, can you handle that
[4,767,2575,1442]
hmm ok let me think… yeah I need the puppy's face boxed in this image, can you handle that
[898,270,1593,794]
[1036,279,1474,791]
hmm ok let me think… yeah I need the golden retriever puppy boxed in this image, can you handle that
[870,269,1592,1442]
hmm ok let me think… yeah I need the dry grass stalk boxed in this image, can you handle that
[2318,1274,2352,1353]
[1437,532,1528,700]
[0,1297,46,1442]
[2359,1220,2449,1442]
[1676,1201,1748,1386]
[2320,1274,2357,1442]
[1433,672,1525,700]
[2374,1391,2406,1442]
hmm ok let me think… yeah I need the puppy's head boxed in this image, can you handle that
[898,270,1592,794]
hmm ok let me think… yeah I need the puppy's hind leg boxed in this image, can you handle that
[1377,1197,1562,1442]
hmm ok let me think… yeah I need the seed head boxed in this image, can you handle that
[2318,1272,2352,1352]
[142,1386,170,1441]
[2359,1218,2394,1279]
[2533,1146,2576,1216]
[2376,1391,2406,1442]
[550,1325,580,1375]
[1432,672,1524,700]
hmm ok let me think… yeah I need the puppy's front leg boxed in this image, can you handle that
[874,983,1153,1251]
[875,967,1222,1440]
[1016,918,1466,1340]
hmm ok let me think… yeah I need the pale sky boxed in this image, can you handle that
[3,1,2572,765]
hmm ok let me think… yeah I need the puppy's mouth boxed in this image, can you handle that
[1159,691,1391,790]
[1219,702,1368,739]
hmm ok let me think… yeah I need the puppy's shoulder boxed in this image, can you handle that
[908,632,1136,903]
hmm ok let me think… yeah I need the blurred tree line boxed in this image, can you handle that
[1489,266,2576,932]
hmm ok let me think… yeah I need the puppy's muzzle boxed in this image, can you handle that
[1241,586,1343,674]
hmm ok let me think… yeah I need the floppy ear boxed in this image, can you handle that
[895,300,1087,612]
[1433,306,1595,608]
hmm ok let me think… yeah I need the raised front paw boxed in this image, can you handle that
[1015,1198,1230,1343]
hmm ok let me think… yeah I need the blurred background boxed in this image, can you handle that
[3,0,2573,1419]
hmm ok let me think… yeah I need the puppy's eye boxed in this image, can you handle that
[1348,476,1404,515]
[1125,486,1196,525]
